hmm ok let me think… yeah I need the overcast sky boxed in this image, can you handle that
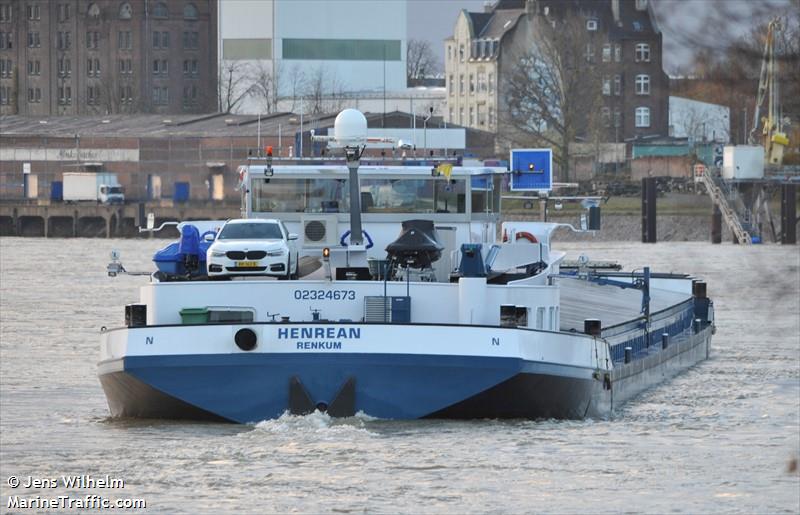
[407,0,795,73]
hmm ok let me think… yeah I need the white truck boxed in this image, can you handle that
[63,172,125,204]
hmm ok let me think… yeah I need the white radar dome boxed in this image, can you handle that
[333,109,367,146]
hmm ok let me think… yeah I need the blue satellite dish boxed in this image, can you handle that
[510,149,553,192]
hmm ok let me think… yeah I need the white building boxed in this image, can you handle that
[669,96,730,143]
[218,0,408,114]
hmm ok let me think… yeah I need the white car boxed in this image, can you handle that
[206,219,299,279]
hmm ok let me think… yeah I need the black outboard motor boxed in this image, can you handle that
[385,220,444,269]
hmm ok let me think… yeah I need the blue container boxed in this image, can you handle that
[174,182,190,203]
[51,181,63,201]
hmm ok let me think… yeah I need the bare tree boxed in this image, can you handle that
[250,61,278,113]
[407,39,440,83]
[218,60,253,113]
[499,14,604,182]
[302,65,346,115]
[276,62,305,113]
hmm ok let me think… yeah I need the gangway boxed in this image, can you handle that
[699,172,751,244]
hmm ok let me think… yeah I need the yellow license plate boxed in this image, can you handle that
[236,261,259,267]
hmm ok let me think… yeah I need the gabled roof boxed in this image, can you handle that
[479,9,525,39]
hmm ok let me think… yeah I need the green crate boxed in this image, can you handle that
[180,307,209,325]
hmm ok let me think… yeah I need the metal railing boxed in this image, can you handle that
[700,172,751,244]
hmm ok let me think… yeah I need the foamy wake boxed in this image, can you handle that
[249,410,380,436]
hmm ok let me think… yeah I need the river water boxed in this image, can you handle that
[0,238,798,514]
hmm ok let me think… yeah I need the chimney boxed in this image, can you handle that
[611,0,620,25]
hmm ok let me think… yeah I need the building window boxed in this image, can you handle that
[601,107,611,127]
[153,86,169,105]
[614,109,621,128]
[585,43,595,63]
[477,104,485,125]
[119,58,132,74]
[162,31,170,48]
[119,85,133,104]
[58,86,72,105]
[153,2,168,18]
[469,106,474,126]
[459,107,464,124]
[488,106,494,126]
[118,31,132,50]
[182,31,199,49]
[586,19,597,31]
[184,3,198,19]
[602,44,611,63]
[469,74,474,93]
[57,31,71,50]
[459,74,464,94]
[27,4,40,20]
[635,74,650,95]
[488,73,494,93]
[602,76,611,96]
[0,86,8,104]
[153,59,168,76]
[27,32,40,48]
[58,3,71,21]
[27,60,40,76]
[184,59,198,75]
[87,85,100,105]
[635,43,650,62]
[86,31,99,50]
[459,44,464,63]
[614,44,622,62]
[87,3,100,17]
[119,2,132,19]
[447,45,452,62]
[449,107,453,121]
[614,74,621,96]
[58,58,67,76]
[478,71,486,92]
[87,58,101,77]
[635,107,650,127]
[0,4,12,22]
[448,74,453,95]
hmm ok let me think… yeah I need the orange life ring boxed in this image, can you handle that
[516,231,538,243]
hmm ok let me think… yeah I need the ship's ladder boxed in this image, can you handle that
[699,172,751,244]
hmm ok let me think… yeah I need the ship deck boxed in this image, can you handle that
[557,276,690,331]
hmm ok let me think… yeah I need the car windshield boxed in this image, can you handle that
[218,223,283,240]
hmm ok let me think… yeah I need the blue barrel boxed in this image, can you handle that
[174,182,190,203]
[51,181,63,201]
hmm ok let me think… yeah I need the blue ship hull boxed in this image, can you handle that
[98,353,596,423]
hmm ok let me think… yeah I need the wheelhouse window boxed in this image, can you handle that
[251,177,468,215]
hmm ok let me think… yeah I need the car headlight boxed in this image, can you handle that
[266,249,285,257]
[210,250,226,257]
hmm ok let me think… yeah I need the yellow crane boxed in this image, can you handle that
[749,18,790,165]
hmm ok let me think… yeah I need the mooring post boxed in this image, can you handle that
[711,204,722,244]
[641,177,657,243]
[781,183,797,244]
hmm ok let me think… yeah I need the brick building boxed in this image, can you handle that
[444,0,669,143]
[0,0,217,115]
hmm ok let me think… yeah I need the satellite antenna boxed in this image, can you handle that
[311,109,394,246]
